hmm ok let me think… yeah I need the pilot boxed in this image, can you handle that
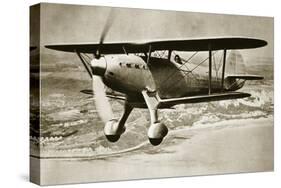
[174,55,183,64]
[95,49,101,59]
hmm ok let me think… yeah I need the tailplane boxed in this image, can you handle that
[225,75,264,80]
[224,74,263,91]
[224,51,263,91]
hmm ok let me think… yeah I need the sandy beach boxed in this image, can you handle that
[33,116,273,185]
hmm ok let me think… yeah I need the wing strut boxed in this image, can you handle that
[76,51,93,78]
[208,49,212,95]
[168,50,172,61]
[146,45,152,64]
[221,49,227,91]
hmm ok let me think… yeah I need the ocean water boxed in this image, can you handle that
[30,75,273,158]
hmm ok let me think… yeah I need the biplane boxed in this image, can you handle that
[45,35,267,146]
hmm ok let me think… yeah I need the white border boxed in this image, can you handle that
[0,0,279,187]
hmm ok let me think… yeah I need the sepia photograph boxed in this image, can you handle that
[30,3,273,185]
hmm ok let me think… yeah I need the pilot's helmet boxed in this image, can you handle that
[174,55,180,61]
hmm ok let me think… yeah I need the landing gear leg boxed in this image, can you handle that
[104,101,133,142]
[142,90,168,146]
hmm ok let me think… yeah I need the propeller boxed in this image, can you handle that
[91,9,115,123]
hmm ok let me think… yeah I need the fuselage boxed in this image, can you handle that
[93,54,243,104]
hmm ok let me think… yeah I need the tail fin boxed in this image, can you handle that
[226,50,264,80]
[226,50,246,75]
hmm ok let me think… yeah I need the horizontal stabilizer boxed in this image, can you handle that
[226,75,264,80]
[159,92,250,107]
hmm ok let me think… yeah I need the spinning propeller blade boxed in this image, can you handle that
[99,9,115,45]
[95,9,115,59]
[92,76,114,123]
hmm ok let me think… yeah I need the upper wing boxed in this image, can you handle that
[45,37,267,54]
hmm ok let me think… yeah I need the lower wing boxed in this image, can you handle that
[80,89,126,101]
[159,92,250,107]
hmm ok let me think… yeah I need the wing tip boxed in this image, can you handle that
[255,38,268,48]
[45,44,76,53]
